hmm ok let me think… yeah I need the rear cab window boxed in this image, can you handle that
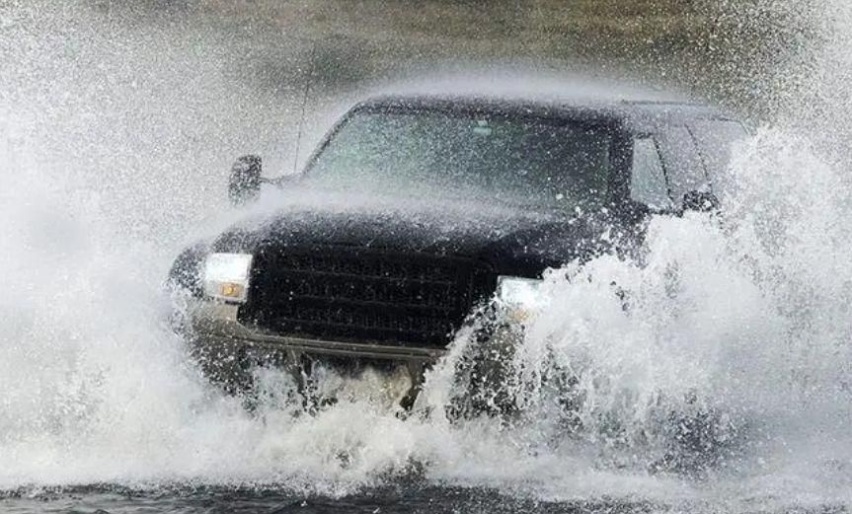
[688,120,749,197]
[654,125,710,204]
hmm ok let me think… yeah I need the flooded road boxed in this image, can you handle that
[3,1,852,512]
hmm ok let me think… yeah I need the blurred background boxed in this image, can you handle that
[2,0,819,237]
[2,0,820,210]
[83,0,815,112]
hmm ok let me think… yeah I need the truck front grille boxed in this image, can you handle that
[240,245,495,347]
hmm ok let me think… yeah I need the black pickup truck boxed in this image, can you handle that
[168,84,746,410]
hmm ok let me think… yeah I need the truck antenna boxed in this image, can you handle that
[292,46,315,176]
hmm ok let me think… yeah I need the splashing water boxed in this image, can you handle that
[3,0,852,511]
[426,127,852,498]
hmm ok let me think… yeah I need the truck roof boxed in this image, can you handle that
[354,93,734,130]
[354,75,734,126]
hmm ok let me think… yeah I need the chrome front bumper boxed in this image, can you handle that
[187,300,448,364]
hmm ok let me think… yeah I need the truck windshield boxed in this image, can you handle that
[305,109,614,209]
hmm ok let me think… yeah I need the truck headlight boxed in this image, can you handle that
[202,253,253,303]
[497,276,547,321]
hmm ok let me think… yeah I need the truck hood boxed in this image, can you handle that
[211,195,621,276]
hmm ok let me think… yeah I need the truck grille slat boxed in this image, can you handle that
[240,245,494,347]
[273,295,455,314]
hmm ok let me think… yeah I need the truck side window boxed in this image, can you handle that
[630,137,674,210]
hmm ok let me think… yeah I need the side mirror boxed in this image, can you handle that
[682,190,720,212]
[228,154,262,206]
